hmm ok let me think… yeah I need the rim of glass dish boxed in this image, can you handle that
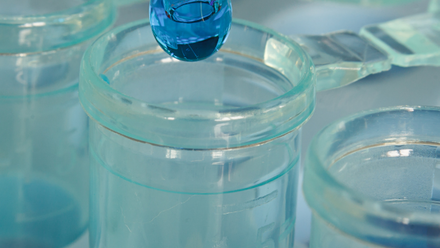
[306,105,440,232]
[0,0,101,21]
[83,18,315,123]
[0,0,115,54]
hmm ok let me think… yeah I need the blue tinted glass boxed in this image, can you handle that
[150,0,232,61]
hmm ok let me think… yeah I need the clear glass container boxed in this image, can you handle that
[0,1,115,247]
[304,106,440,248]
[79,19,315,248]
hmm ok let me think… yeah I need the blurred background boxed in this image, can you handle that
[69,0,440,247]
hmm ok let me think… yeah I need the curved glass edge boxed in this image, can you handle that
[360,12,440,67]
[291,31,392,92]
[0,0,116,53]
[303,106,440,247]
[0,39,90,97]
[79,19,316,149]
[299,0,420,6]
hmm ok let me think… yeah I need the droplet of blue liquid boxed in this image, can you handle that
[100,74,111,84]
[150,0,232,62]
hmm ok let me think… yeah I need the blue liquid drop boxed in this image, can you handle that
[150,0,232,62]
[100,74,111,84]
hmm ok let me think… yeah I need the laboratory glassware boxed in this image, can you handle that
[150,0,232,61]
[80,19,315,248]
[0,0,114,247]
[304,106,440,248]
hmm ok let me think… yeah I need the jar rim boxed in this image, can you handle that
[304,105,440,245]
[80,19,316,149]
[0,0,98,19]
[0,0,115,53]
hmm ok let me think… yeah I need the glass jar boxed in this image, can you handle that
[80,19,315,248]
[304,106,440,248]
[0,1,114,247]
